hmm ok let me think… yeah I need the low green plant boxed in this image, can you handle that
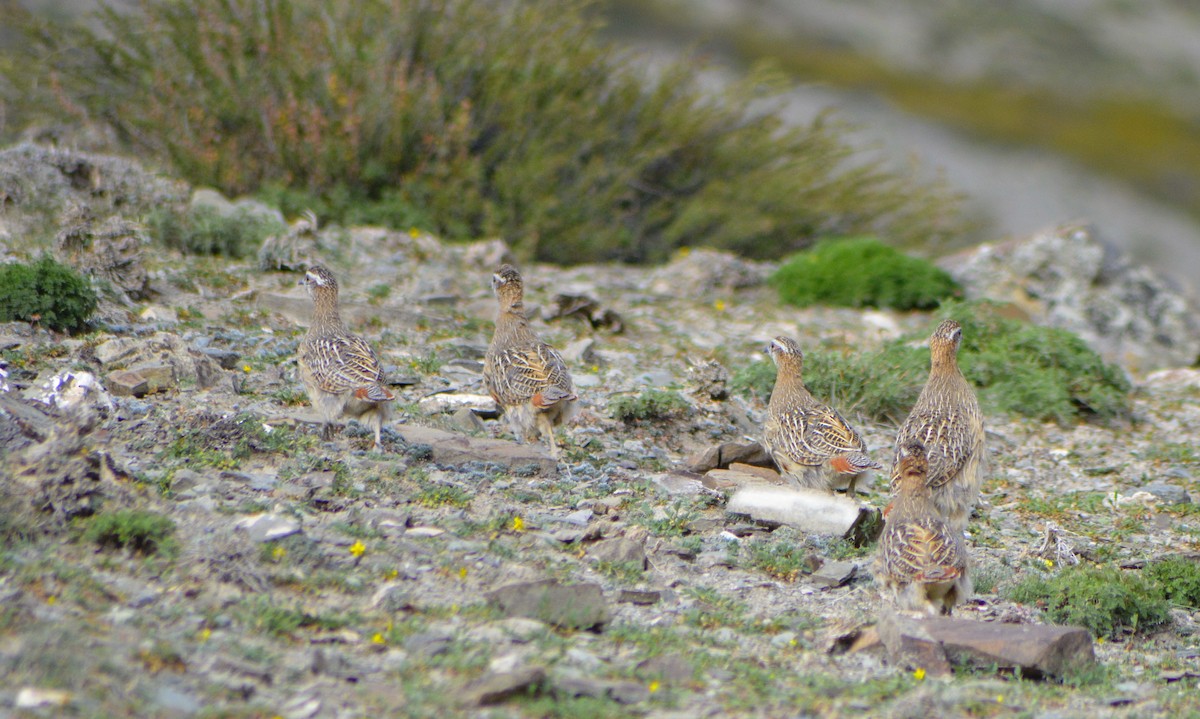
[83,509,176,556]
[11,0,969,265]
[1144,556,1200,610]
[948,300,1132,423]
[415,484,472,509]
[1007,565,1171,639]
[146,205,284,258]
[0,256,98,332]
[237,597,353,637]
[609,389,690,423]
[770,236,961,310]
[746,540,814,582]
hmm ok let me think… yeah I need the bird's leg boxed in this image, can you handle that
[537,414,559,458]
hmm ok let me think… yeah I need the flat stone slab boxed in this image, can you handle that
[396,425,557,475]
[465,666,546,706]
[726,485,881,543]
[486,579,610,631]
[876,609,1095,678]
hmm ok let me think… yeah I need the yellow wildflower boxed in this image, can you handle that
[349,540,366,558]
[714,299,727,312]
[648,680,661,694]
[372,632,386,645]
[271,545,286,560]
[511,516,525,532]
[913,668,926,681]
[459,566,468,579]
[242,365,252,373]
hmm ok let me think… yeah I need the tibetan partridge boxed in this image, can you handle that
[761,336,881,496]
[891,319,985,531]
[483,264,577,457]
[875,441,971,615]
[297,265,394,450]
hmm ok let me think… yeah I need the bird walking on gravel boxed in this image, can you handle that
[875,441,971,615]
[483,264,577,457]
[760,336,882,496]
[297,265,394,451]
[891,318,985,531]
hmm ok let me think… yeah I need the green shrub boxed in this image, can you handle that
[770,236,961,310]
[9,0,969,265]
[947,301,1131,424]
[146,206,284,258]
[1007,565,1171,639]
[1144,556,1200,610]
[83,509,176,556]
[0,256,97,332]
[609,389,691,422]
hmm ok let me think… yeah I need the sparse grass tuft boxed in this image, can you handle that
[770,236,961,310]
[0,255,98,333]
[1007,564,1172,639]
[746,540,815,582]
[82,509,176,556]
[415,484,472,509]
[609,390,690,423]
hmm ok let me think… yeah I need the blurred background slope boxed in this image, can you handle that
[605,0,1200,286]
[6,0,1200,287]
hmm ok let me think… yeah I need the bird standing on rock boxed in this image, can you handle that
[891,318,985,531]
[760,336,882,496]
[296,265,394,451]
[483,264,577,458]
[875,441,971,615]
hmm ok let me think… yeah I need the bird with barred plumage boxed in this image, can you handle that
[760,336,882,496]
[483,264,577,457]
[296,265,394,451]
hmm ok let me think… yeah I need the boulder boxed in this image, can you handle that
[876,608,1095,678]
[941,223,1200,371]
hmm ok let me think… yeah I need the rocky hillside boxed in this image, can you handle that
[2,145,1200,717]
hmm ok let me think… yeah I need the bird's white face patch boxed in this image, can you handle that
[306,271,328,287]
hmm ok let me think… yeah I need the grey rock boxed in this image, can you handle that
[647,248,770,297]
[877,609,1095,678]
[561,509,593,527]
[876,608,952,677]
[617,589,662,605]
[942,223,1200,371]
[465,665,546,706]
[588,537,647,569]
[367,583,415,609]
[396,425,557,475]
[198,347,242,370]
[107,370,148,398]
[449,406,486,433]
[487,579,610,630]
[234,514,301,543]
[685,440,773,473]
[561,338,596,364]
[1143,481,1192,505]
[811,560,859,588]
[551,676,649,704]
